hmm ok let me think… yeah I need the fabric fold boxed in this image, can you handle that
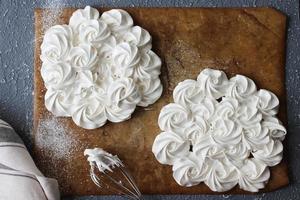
[0,119,60,200]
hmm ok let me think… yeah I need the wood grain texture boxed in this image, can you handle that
[33,7,288,196]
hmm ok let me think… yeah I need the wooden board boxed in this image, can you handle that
[33,7,288,196]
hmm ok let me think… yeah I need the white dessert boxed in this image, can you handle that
[84,148,123,172]
[152,68,286,192]
[40,6,162,129]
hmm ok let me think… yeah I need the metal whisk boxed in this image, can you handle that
[84,148,143,200]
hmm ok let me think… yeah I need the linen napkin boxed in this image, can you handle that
[0,119,60,200]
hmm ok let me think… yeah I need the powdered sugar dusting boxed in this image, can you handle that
[41,0,66,32]
[36,116,77,159]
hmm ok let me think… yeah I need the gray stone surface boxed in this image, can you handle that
[0,0,299,199]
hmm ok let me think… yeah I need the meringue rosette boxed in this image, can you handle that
[152,68,286,192]
[40,6,162,129]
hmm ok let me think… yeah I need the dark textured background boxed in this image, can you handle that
[0,0,299,200]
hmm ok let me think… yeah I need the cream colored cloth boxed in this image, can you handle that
[0,120,60,200]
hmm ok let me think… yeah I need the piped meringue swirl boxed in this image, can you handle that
[41,25,73,64]
[40,6,162,129]
[152,68,286,192]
